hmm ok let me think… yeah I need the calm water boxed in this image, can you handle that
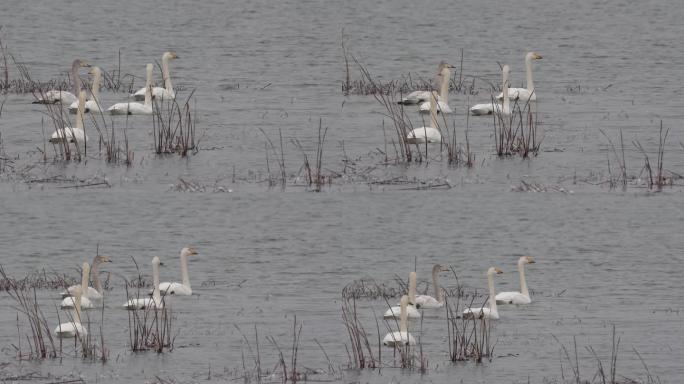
[1,0,683,383]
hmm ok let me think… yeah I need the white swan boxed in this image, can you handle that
[497,52,542,101]
[49,89,88,145]
[496,256,535,304]
[386,272,421,319]
[60,261,95,309]
[132,51,178,101]
[69,66,103,114]
[407,91,441,144]
[124,256,163,310]
[419,62,454,114]
[463,267,503,320]
[414,264,449,309]
[156,247,198,296]
[33,59,89,104]
[470,65,511,116]
[54,286,87,338]
[108,63,153,115]
[61,255,112,300]
[383,295,416,347]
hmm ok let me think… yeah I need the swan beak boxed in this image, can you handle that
[534,53,543,60]
[495,268,503,274]
[440,266,450,272]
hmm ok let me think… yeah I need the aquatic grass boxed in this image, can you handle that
[259,127,287,189]
[0,266,59,360]
[341,297,379,369]
[38,101,86,162]
[152,91,197,157]
[600,128,628,191]
[292,118,329,192]
[493,97,541,158]
[633,122,670,191]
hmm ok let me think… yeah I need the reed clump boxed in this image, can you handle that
[342,297,379,369]
[152,91,197,157]
[292,118,329,192]
[493,98,542,157]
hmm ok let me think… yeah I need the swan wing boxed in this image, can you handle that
[419,100,452,114]
[156,282,192,296]
[406,127,442,144]
[415,295,442,309]
[495,291,531,305]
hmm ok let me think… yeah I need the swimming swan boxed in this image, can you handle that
[495,256,535,304]
[497,52,542,101]
[156,247,198,296]
[407,91,441,144]
[470,65,511,116]
[108,63,153,115]
[124,256,163,310]
[61,255,112,300]
[60,261,95,309]
[414,264,449,309]
[386,272,421,319]
[133,51,178,101]
[69,66,103,114]
[383,295,416,346]
[34,59,90,104]
[54,285,87,338]
[419,62,454,114]
[463,267,503,320]
[49,89,88,145]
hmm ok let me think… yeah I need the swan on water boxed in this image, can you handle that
[108,63,153,115]
[407,91,441,144]
[124,256,163,310]
[495,256,535,304]
[470,65,511,116]
[54,285,87,338]
[132,51,178,101]
[61,255,112,300]
[69,66,103,114]
[49,89,88,145]
[386,272,421,319]
[419,62,454,114]
[463,267,503,320]
[383,295,416,347]
[60,261,95,309]
[156,247,198,296]
[33,59,90,104]
[497,52,542,101]
[414,264,449,309]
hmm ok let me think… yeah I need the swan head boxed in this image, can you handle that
[527,52,543,61]
[152,256,161,266]
[433,264,450,273]
[521,256,535,264]
[438,61,455,70]
[181,247,198,258]
[487,267,503,276]
[163,51,179,60]
[73,59,91,68]
[94,255,112,264]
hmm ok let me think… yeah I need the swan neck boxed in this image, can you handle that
[180,253,190,287]
[525,56,534,92]
[429,93,439,128]
[76,91,85,130]
[432,267,443,303]
[502,70,510,111]
[144,66,153,107]
[399,299,408,333]
[91,69,101,100]
[408,273,416,304]
[439,68,450,103]
[71,61,81,96]
[519,260,529,296]
[487,271,498,317]
[73,293,82,324]
[91,260,103,294]
[80,263,89,292]
[152,261,161,305]
[162,56,173,92]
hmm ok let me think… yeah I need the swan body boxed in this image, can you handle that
[383,295,416,346]
[133,51,178,101]
[463,267,503,320]
[470,65,511,117]
[34,59,89,104]
[124,256,163,310]
[399,90,435,105]
[108,63,153,115]
[419,62,454,114]
[60,295,94,309]
[496,52,542,101]
[407,91,441,144]
[60,261,95,309]
[496,256,535,304]
[61,255,112,300]
[155,247,198,296]
[54,272,87,338]
[387,272,421,319]
[414,264,449,309]
[50,89,88,145]
[69,67,103,114]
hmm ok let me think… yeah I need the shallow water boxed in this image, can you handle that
[1,0,684,383]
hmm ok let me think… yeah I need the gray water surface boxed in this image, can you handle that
[1,0,683,382]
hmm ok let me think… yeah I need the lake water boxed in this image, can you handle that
[0,0,683,382]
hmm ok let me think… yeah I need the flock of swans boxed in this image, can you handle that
[53,247,198,338]
[381,256,536,346]
[400,52,542,144]
[35,52,179,147]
